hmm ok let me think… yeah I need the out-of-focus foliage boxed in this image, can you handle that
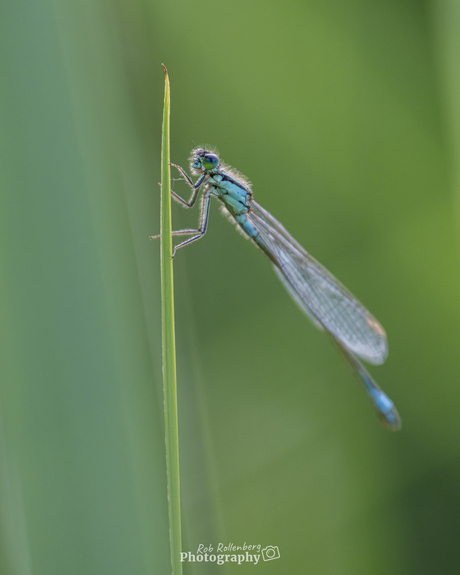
[0,0,459,574]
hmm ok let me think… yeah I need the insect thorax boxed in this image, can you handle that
[208,171,251,217]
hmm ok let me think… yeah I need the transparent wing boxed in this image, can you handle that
[249,200,388,365]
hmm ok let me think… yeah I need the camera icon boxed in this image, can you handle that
[262,546,280,561]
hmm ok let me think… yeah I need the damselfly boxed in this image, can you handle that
[153,148,401,430]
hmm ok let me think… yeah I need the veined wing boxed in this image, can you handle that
[248,200,388,365]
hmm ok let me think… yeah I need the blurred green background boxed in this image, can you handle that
[1,0,460,573]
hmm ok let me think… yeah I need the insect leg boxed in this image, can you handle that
[170,164,206,208]
[171,190,212,257]
[150,166,207,239]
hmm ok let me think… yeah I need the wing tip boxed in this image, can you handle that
[350,341,388,365]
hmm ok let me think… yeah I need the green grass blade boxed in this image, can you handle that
[160,65,182,575]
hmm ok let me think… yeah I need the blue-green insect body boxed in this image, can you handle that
[154,147,401,430]
[211,175,249,212]
[205,165,264,241]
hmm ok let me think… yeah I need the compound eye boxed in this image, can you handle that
[202,154,219,170]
